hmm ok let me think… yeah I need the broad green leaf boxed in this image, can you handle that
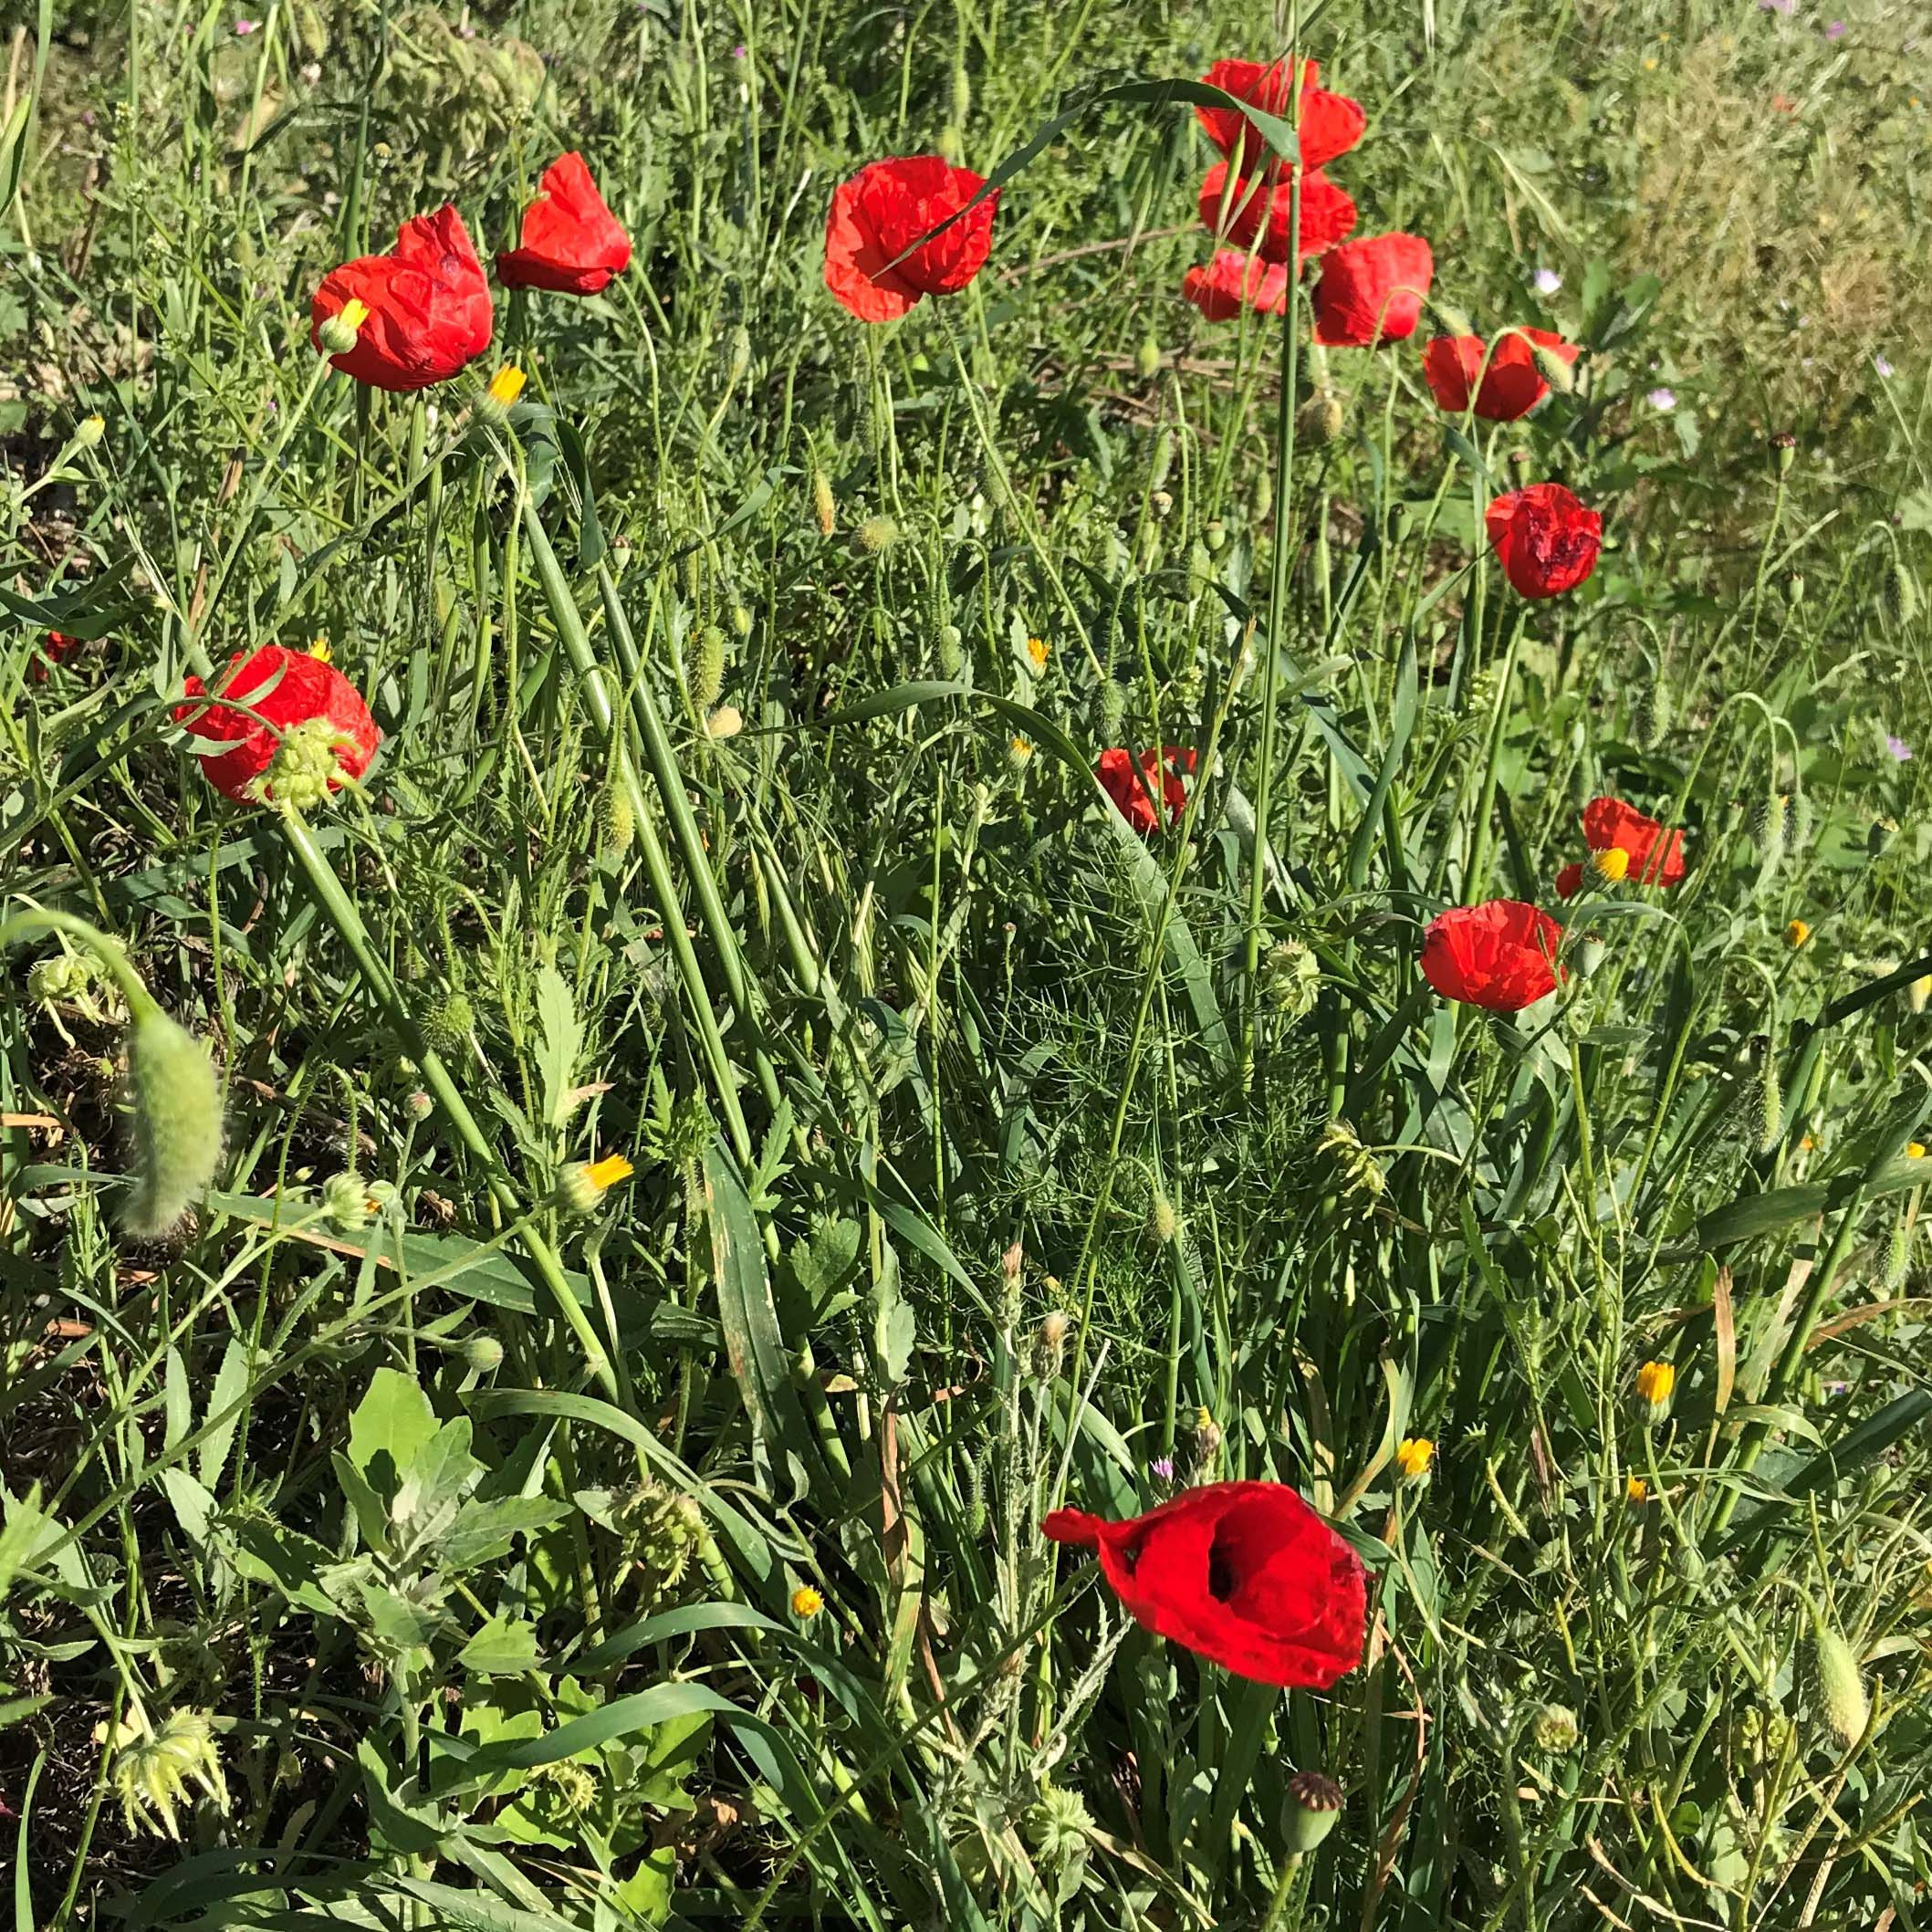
[459,1613,543,1676]
[347,1366,437,1500]
[196,1336,251,1492]
[533,963,586,1130]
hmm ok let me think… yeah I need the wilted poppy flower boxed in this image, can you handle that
[311,205,494,392]
[1421,900,1564,1011]
[29,630,84,684]
[1312,234,1434,347]
[1098,745,1196,831]
[1485,483,1603,599]
[1197,162,1357,264]
[1421,328,1578,421]
[1195,58,1366,173]
[173,644,381,807]
[496,151,632,295]
[1042,1481,1366,1688]
[823,156,997,322]
[1182,250,1290,320]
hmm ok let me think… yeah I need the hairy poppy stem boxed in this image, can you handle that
[1464,606,1527,900]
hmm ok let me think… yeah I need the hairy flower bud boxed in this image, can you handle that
[123,1008,223,1238]
[1812,1618,1867,1751]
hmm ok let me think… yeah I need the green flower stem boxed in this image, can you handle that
[1241,3,1304,1086]
[275,806,621,1402]
[516,500,758,1164]
[1464,605,1528,901]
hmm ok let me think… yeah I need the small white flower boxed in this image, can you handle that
[1646,386,1676,412]
[1874,353,1895,378]
[1533,267,1562,296]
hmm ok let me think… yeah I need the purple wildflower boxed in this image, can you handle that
[1825,18,1847,37]
[1885,734,1913,763]
[1646,387,1676,412]
[1151,1457,1175,1482]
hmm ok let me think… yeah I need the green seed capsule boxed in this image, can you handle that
[688,624,726,708]
[123,1008,223,1238]
[1281,1770,1343,1857]
[1812,1620,1867,1751]
[1752,1059,1783,1154]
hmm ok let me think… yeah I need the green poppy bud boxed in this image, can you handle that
[123,1008,223,1238]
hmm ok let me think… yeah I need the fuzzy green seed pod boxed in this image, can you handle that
[1281,1770,1343,1858]
[731,603,753,639]
[1098,680,1126,746]
[936,624,966,679]
[688,624,726,709]
[1812,1619,1867,1751]
[1883,1211,1912,1293]
[936,123,965,164]
[1149,429,1174,493]
[1134,337,1162,381]
[856,515,899,556]
[461,1333,505,1374]
[598,757,635,855]
[966,1449,987,1538]
[123,1008,223,1238]
[1788,790,1814,856]
[1750,790,1787,860]
[1145,1190,1177,1246]
[1752,1058,1783,1154]
[812,468,836,537]
[1882,558,1920,631]
[1633,678,1670,750]
[1295,389,1345,447]
[950,63,972,123]
[422,992,475,1057]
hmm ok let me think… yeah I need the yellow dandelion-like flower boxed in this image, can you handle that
[559,1154,635,1213]
[1786,919,1812,949]
[1394,1436,1434,1483]
[1625,1475,1648,1504]
[308,636,333,663]
[487,365,528,408]
[790,1584,824,1619]
[1025,635,1049,672]
[1634,1359,1676,1423]
[1909,1143,1927,1160]
[1591,847,1632,883]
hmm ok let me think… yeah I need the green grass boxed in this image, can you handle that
[4,0,1932,1927]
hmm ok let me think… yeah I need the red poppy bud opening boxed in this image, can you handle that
[1421,900,1565,1011]
[1484,483,1603,599]
[1097,746,1196,831]
[1311,234,1434,347]
[310,205,495,392]
[823,156,998,322]
[497,152,632,295]
[1042,1481,1367,1688]
[1421,328,1578,422]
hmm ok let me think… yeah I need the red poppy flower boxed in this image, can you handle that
[1421,900,1565,1011]
[1555,862,1584,901]
[29,630,83,684]
[1182,250,1290,321]
[1421,328,1578,421]
[172,645,381,806]
[1097,746,1196,831]
[1311,234,1434,347]
[496,152,632,295]
[823,156,998,323]
[1582,796,1687,885]
[1485,484,1603,599]
[310,205,494,392]
[1042,1481,1367,1688]
[1197,162,1357,264]
[1195,58,1366,173]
